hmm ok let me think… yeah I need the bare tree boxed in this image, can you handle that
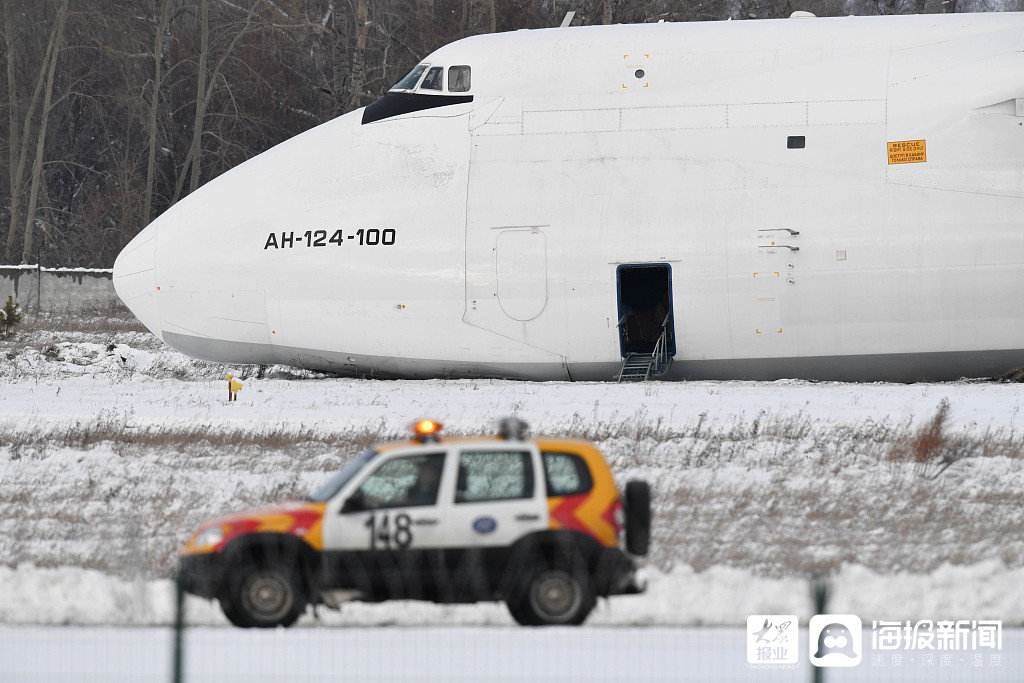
[4,1,63,262]
[144,0,173,224]
[171,0,265,202]
[186,0,209,196]
[486,0,496,32]
[3,0,21,260]
[21,0,67,264]
[348,0,369,111]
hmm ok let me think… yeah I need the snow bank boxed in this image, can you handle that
[1,562,1019,627]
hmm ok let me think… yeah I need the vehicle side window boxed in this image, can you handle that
[420,66,443,91]
[456,451,533,503]
[448,65,471,92]
[542,452,593,497]
[355,453,445,509]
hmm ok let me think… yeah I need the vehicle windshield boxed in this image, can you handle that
[390,64,427,91]
[307,448,377,502]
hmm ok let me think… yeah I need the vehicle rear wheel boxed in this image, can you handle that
[220,563,306,628]
[507,566,595,626]
[624,480,651,556]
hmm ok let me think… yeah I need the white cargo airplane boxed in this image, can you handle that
[114,12,1024,382]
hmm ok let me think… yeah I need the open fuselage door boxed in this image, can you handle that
[616,264,675,380]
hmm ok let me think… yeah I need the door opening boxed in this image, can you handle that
[616,264,675,358]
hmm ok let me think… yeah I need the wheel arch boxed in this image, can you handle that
[502,529,603,591]
[218,532,321,600]
[509,529,604,560]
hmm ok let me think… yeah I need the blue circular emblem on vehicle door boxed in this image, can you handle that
[473,517,497,534]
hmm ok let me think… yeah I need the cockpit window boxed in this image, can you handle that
[391,64,427,91]
[448,65,471,92]
[420,66,443,91]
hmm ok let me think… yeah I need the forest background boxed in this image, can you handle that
[1,0,1017,269]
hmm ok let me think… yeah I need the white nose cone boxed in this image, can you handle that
[112,222,162,340]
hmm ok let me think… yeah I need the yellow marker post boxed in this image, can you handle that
[226,374,243,401]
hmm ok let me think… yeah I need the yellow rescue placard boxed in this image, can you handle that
[887,140,927,165]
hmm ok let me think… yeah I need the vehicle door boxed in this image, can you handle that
[440,443,548,599]
[320,448,452,599]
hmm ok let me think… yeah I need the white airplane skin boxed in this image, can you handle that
[114,13,1024,381]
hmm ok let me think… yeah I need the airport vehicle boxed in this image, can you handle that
[179,419,650,627]
[114,13,1024,382]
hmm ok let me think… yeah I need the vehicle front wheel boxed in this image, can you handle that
[507,567,595,626]
[220,563,307,628]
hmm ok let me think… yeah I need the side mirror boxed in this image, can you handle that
[341,490,365,514]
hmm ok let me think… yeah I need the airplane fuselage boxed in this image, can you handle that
[113,13,1024,381]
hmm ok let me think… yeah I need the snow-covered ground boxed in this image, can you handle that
[2,323,1024,641]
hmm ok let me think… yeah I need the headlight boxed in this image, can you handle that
[194,525,225,549]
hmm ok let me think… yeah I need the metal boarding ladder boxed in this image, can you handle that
[616,313,673,382]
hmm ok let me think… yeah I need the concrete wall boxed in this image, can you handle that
[0,265,118,312]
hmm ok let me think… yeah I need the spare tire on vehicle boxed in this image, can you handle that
[623,480,650,556]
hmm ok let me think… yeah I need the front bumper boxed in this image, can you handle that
[597,547,646,596]
[179,552,229,599]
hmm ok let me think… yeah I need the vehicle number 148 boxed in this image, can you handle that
[364,513,413,550]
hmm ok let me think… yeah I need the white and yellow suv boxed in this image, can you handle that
[179,418,650,627]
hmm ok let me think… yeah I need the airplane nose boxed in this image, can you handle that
[112,221,162,340]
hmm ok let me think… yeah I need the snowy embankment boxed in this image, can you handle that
[3,323,1024,626]
[3,561,1024,628]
